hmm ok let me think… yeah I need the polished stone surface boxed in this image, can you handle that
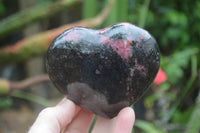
[46,23,160,118]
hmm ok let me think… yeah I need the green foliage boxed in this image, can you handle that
[0,96,13,109]
[163,55,198,123]
[164,10,188,27]
[137,0,150,27]
[117,0,128,22]
[82,0,98,19]
[0,1,5,15]
[185,91,200,133]
[135,120,166,133]
[144,93,161,109]
[162,48,198,83]
[172,107,194,125]
[12,91,52,107]
[128,0,200,52]
[103,0,128,26]
[0,0,79,38]
[125,0,200,131]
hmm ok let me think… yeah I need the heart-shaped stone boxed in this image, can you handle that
[46,23,160,118]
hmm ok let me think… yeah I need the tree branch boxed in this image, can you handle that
[10,74,49,91]
[0,0,81,38]
[0,74,50,95]
[0,0,114,64]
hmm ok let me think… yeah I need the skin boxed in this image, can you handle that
[28,98,135,133]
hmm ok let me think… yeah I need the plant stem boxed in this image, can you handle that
[117,0,128,22]
[89,115,98,133]
[82,0,98,19]
[10,74,49,91]
[0,79,9,95]
[104,0,128,26]
[138,0,150,28]
[12,90,52,107]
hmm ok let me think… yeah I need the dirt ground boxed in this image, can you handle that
[0,105,37,133]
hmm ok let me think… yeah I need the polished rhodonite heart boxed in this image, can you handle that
[46,22,160,118]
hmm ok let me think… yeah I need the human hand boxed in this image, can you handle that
[28,98,135,133]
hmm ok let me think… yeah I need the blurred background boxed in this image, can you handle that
[0,0,199,132]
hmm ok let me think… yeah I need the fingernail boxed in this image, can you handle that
[57,97,67,106]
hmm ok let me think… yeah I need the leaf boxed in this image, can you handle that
[172,107,194,125]
[164,10,188,27]
[165,63,183,83]
[171,48,198,68]
[162,48,199,83]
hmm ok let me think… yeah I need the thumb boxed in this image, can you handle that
[28,98,79,133]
